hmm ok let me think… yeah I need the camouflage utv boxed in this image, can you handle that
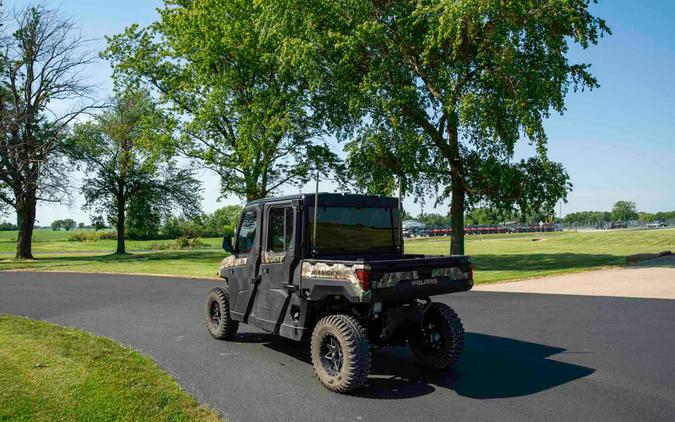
[205,193,473,393]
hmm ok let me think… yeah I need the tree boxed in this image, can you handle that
[563,210,610,227]
[50,219,61,231]
[654,211,675,222]
[0,220,17,231]
[611,200,638,222]
[62,218,76,231]
[0,5,96,259]
[77,222,85,229]
[91,215,106,231]
[465,207,503,226]
[204,205,243,238]
[417,213,452,228]
[51,218,76,231]
[159,204,243,240]
[276,0,607,254]
[103,0,340,202]
[65,88,201,254]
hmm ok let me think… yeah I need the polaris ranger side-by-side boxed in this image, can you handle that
[205,193,473,393]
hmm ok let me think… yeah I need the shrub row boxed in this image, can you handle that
[149,236,209,250]
[68,231,118,242]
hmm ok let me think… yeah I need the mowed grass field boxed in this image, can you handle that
[0,314,221,421]
[406,229,675,283]
[0,229,222,253]
[1,228,674,283]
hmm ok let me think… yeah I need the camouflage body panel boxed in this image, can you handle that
[301,261,370,296]
[375,271,420,289]
[431,267,469,280]
[219,255,248,272]
[262,251,286,264]
[375,267,469,289]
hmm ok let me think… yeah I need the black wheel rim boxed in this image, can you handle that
[424,321,443,351]
[209,300,221,327]
[320,334,343,376]
[416,318,444,353]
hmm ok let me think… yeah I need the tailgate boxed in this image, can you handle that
[369,255,473,300]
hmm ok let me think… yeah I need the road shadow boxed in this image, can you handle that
[258,331,595,400]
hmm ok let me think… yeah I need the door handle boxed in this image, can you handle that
[283,283,299,293]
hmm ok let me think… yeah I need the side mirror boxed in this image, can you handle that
[222,237,234,253]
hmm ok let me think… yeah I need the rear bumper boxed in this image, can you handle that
[371,277,473,302]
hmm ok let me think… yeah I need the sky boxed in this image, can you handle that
[4,0,675,225]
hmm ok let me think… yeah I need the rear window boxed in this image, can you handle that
[309,206,398,254]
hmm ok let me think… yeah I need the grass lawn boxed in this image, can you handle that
[0,229,222,253]
[0,250,225,279]
[406,228,675,283]
[0,314,221,421]
[1,228,673,284]
[0,229,77,243]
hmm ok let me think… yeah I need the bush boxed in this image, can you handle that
[157,213,237,241]
[0,221,17,231]
[150,236,208,250]
[68,231,118,242]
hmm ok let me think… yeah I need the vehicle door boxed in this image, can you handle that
[226,206,262,321]
[251,201,298,332]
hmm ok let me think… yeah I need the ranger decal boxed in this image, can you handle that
[219,255,248,271]
[301,262,371,295]
[262,251,286,264]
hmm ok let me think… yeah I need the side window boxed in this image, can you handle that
[237,208,257,254]
[267,206,295,253]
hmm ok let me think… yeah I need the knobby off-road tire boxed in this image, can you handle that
[410,302,464,370]
[311,314,371,393]
[205,287,239,340]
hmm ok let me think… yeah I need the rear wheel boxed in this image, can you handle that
[409,302,464,369]
[310,314,371,393]
[205,287,239,340]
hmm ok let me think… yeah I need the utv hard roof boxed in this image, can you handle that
[246,192,399,208]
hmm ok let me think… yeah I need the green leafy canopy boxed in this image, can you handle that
[103,0,342,201]
[271,0,609,253]
[65,88,202,245]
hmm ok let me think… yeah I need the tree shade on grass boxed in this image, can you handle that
[0,314,221,421]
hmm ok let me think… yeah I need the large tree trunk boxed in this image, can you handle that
[15,192,37,260]
[449,184,465,255]
[116,195,126,255]
[447,123,465,256]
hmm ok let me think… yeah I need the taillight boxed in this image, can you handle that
[467,264,473,280]
[354,269,372,291]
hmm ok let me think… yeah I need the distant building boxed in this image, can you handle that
[402,220,426,229]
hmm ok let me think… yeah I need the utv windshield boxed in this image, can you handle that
[309,206,399,255]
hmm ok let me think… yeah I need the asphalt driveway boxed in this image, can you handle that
[1,272,674,421]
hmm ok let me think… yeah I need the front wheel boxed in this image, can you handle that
[409,302,464,370]
[204,287,239,340]
[310,314,371,393]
